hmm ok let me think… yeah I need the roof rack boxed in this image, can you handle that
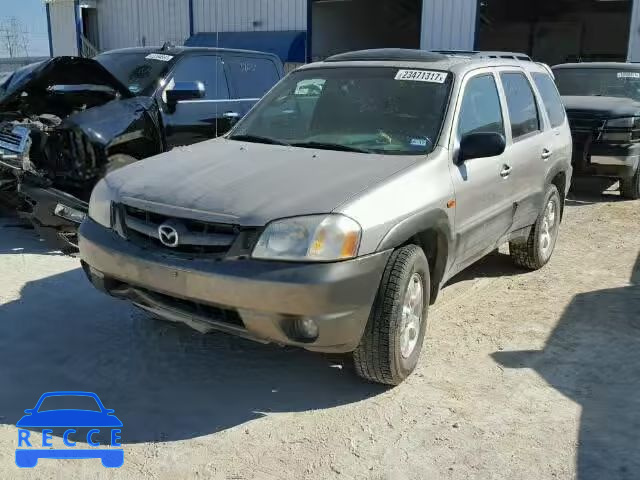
[434,50,532,61]
[325,49,448,63]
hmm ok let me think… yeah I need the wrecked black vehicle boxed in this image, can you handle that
[0,46,284,250]
[553,63,640,199]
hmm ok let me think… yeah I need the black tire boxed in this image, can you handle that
[353,244,430,386]
[620,169,640,200]
[510,184,562,270]
[105,154,137,175]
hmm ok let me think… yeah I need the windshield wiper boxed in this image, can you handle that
[292,141,372,154]
[228,134,291,146]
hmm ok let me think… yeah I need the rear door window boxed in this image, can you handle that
[168,55,229,100]
[500,72,541,140]
[532,72,566,129]
[226,56,280,99]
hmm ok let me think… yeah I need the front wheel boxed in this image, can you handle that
[510,184,562,270]
[620,169,640,200]
[353,244,430,386]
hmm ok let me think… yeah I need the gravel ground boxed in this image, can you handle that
[0,187,638,480]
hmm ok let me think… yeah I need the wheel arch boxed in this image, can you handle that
[106,136,162,161]
[546,167,569,219]
[377,209,453,304]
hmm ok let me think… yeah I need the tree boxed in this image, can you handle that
[0,17,30,58]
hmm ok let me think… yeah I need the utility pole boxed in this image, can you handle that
[0,17,30,58]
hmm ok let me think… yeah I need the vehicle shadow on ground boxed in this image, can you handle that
[566,177,625,206]
[0,219,69,257]
[493,252,640,480]
[0,232,385,444]
[445,250,526,286]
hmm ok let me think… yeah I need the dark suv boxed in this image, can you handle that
[0,45,284,249]
[553,63,640,199]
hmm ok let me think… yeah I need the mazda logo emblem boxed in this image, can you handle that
[158,223,180,248]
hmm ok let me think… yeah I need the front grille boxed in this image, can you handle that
[566,113,607,134]
[0,125,30,154]
[118,204,259,257]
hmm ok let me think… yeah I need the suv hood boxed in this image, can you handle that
[0,57,132,111]
[561,95,640,118]
[107,138,421,226]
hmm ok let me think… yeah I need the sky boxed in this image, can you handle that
[0,0,50,58]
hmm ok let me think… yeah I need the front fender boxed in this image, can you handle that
[62,97,163,160]
[377,208,454,303]
[377,208,453,252]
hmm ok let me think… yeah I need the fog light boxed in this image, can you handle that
[293,317,319,341]
[54,203,87,224]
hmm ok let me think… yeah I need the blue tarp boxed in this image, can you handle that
[185,31,307,63]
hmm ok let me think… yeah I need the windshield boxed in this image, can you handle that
[95,52,175,96]
[230,67,452,155]
[555,68,640,102]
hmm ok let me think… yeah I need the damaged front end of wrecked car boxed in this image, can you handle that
[0,57,163,251]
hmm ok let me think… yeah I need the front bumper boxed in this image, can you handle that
[79,219,391,353]
[590,153,639,173]
[573,139,640,179]
[18,185,87,251]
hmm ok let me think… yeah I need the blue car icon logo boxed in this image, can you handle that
[15,391,123,468]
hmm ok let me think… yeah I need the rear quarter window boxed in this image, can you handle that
[226,56,280,99]
[532,72,566,129]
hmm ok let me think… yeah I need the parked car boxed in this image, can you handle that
[0,45,284,250]
[553,62,640,199]
[79,49,572,385]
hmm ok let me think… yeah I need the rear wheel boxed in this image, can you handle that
[353,245,430,386]
[620,169,640,200]
[510,184,561,270]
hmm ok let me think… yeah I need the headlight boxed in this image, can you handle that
[252,214,362,262]
[605,117,636,128]
[87,179,115,228]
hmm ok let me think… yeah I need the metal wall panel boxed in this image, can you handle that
[628,0,640,61]
[193,0,307,33]
[420,0,477,51]
[49,0,78,56]
[97,0,190,50]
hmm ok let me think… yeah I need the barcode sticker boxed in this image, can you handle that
[617,72,640,79]
[395,70,448,83]
[146,53,174,62]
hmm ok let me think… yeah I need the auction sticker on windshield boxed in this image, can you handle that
[145,53,173,62]
[617,72,640,79]
[395,70,448,83]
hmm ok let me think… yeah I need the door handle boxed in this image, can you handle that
[223,111,240,119]
[500,165,512,178]
[541,148,553,160]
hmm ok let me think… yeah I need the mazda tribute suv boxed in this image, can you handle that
[79,49,572,385]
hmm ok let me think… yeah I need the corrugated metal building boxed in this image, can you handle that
[45,0,640,65]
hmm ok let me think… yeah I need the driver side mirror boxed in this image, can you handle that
[457,132,506,164]
[166,81,205,111]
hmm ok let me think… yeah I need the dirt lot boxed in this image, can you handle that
[0,186,638,480]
